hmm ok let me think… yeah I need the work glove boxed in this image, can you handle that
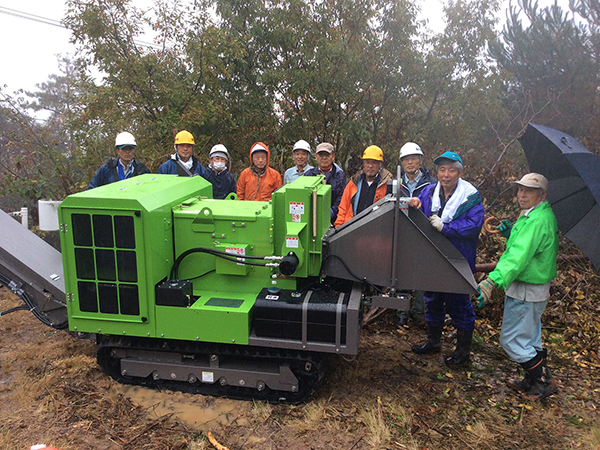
[429,214,443,232]
[477,277,496,307]
[496,219,513,239]
[330,208,334,218]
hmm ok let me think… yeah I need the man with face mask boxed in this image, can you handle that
[204,144,236,199]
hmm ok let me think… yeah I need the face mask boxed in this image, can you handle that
[213,161,226,171]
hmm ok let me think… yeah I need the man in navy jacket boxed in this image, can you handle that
[88,132,150,189]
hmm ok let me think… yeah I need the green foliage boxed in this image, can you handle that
[489,0,600,150]
[2,0,599,210]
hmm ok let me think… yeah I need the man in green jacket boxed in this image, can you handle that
[477,173,559,400]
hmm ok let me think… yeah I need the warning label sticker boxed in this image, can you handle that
[226,247,245,265]
[202,371,214,383]
[286,237,299,248]
[289,202,305,215]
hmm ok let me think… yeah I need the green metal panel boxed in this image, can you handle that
[272,176,331,277]
[59,175,213,336]
[155,289,255,344]
[172,197,276,285]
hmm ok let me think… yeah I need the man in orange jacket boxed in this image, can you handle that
[334,145,393,227]
[237,142,283,201]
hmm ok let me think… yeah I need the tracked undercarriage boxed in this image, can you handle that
[97,336,326,404]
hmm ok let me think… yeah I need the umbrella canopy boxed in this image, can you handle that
[519,123,600,271]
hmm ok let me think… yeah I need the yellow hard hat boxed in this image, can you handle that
[174,130,195,146]
[362,145,383,161]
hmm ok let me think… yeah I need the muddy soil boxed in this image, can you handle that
[1,287,599,450]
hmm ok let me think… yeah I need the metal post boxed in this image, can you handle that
[389,165,402,293]
[20,207,28,228]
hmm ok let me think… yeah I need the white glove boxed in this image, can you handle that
[429,214,444,232]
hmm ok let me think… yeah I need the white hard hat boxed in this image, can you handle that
[209,144,229,160]
[293,139,311,154]
[115,132,136,148]
[399,142,423,160]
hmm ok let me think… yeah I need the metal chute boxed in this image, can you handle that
[322,196,478,295]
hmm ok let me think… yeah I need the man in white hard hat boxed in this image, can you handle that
[283,140,313,184]
[398,142,437,198]
[88,132,150,189]
[477,173,559,400]
[204,144,236,199]
[396,142,437,326]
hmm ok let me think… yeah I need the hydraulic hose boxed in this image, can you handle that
[170,247,280,280]
[0,272,68,329]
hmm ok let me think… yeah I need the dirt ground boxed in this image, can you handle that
[1,282,599,450]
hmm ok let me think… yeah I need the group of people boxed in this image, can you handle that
[89,130,560,401]
[88,131,237,199]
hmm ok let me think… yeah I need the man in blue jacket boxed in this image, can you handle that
[88,132,150,189]
[396,142,437,326]
[408,151,484,365]
[304,143,347,224]
[157,130,206,177]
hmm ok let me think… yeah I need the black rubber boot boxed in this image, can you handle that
[411,325,443,354]
[444,329,472,366]
[519,351,558,400]
[506,372,533,392]
[507,349,546,392]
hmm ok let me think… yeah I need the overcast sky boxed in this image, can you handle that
[0,0,572,98]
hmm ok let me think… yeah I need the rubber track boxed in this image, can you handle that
[96,335,326,404]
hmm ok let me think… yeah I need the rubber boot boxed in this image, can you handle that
[519,351,558,400]
[411,324,443,354]
[507,349,546,392]
[444,329,472,366]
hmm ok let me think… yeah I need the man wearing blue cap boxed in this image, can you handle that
[407,151,484,366]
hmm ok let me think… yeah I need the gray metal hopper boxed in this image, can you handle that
[322,196,478,295]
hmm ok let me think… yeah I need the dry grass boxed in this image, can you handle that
[2,283,600,450]
[358,397,392,448]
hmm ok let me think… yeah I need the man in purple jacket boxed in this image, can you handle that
[407,151,484,366]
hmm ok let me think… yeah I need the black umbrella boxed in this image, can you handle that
[518,122,600,271]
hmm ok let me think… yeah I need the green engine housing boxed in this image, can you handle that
[59,174,331,346]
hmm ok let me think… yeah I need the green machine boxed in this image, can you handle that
[1,170,478,403]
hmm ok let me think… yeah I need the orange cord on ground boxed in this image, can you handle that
[207,431,230,450]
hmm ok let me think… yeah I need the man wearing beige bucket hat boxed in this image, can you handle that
[477,172,559,400]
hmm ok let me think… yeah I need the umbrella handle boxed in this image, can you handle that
[484,216,501,234]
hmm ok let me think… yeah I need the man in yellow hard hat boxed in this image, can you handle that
[157,130,206,177]
[334,145,393,227]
